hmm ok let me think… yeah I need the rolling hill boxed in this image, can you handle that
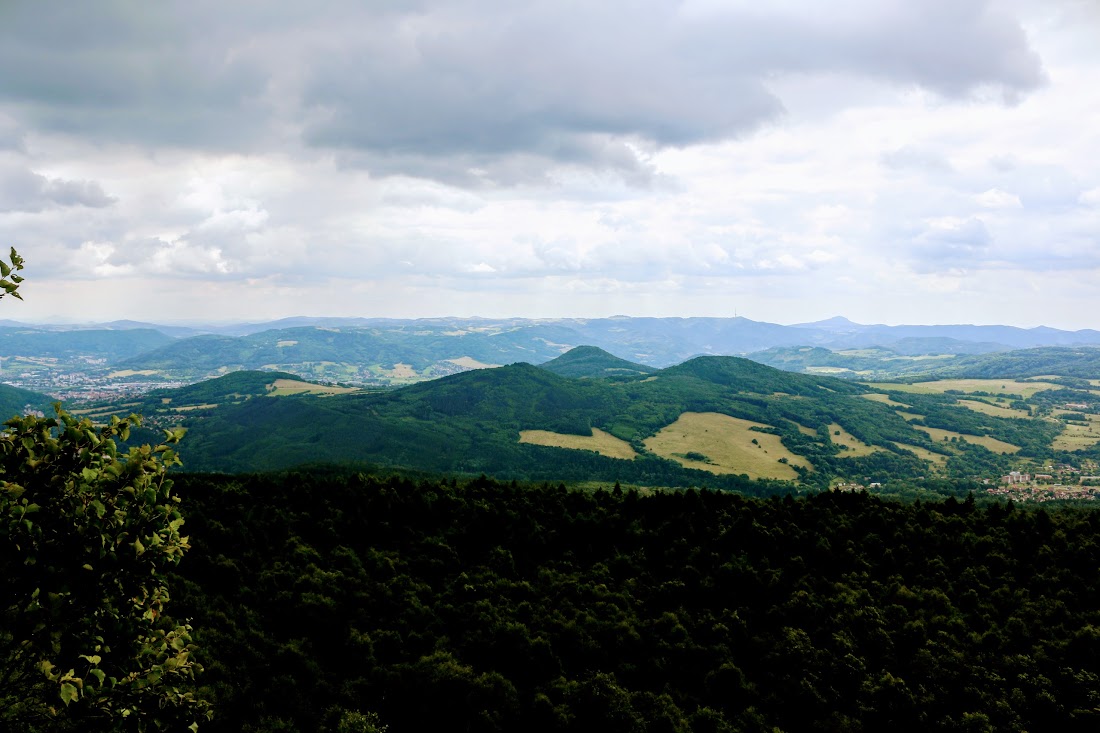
[116,325,575,382]
[538,345,656,378]
[0,383,55,419]
[108,350,1070,490]
[0,327,174,361]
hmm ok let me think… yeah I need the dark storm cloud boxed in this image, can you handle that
[0,0,1045,182]
[0,1,273,148]
[300,0,1044,179]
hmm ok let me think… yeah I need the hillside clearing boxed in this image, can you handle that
[519,428,637,460]
[1052,414,1100,451]
[828,423,881,457]
[267,378,360,396]
[892,442,949,465]
[644,412,810,480]
[866,379,1059,398]
[861,393,912,408]
[913,426,1021,454]
[958,399,1031,419]
[447,356,499,369]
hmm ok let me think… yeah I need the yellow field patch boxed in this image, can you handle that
[519,428,637,460]
[387,363,417,378]
[828,423,881,457]
[913,426,1020,454]
[447,356,499,369]
[276,340,298,347]
[861,393,912,408]
[892,442,949,465]
[958,399,1030,419]
[643,412,810,480]
[267,378,360,396]
[173,403,220,412]
[794,423,818,437]
[896,411,924,422]
[866,379,1059,398]
[106,369,160,378]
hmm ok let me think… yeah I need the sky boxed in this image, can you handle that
[1,0,1098,329]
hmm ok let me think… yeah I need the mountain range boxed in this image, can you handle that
[4,315,1100,390]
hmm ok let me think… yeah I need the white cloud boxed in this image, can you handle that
[976,188,1022,208]
[0,1,1097,329]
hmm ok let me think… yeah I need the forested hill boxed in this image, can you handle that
[918,346,1100,380]
[736,345,1100,382]
[660,354,865,396]
[539,345,656,378]
[172,471,1100,732]
[0,383,54,419]
[139,351,1057,487]
[116,325,572,373]
[143,369,308,404]
[0,326,173,360]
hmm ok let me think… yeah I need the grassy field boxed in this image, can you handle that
[267,378,361,396]
[1052,414,1100,451]
[958,399,1031,419]
[892,442,949,465]
[865,379,1060,398]
[828,423,881,457]
[913,426,1021,454]
[519,428,637,460]
[643,412,811,480]
[861,393,912,408]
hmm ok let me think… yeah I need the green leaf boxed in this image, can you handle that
[60,682,79,705]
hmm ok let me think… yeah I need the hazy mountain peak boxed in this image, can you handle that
[790,316,867,330]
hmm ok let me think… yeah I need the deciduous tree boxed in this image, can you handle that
[0,249,208,730]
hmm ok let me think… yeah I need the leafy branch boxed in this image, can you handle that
[0,247,24,301]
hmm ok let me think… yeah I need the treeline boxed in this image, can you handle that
[170,472,1100,732]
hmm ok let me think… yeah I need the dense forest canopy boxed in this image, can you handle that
[172,471,1100,733]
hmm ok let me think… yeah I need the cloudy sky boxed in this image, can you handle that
[1,0,1098,328]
